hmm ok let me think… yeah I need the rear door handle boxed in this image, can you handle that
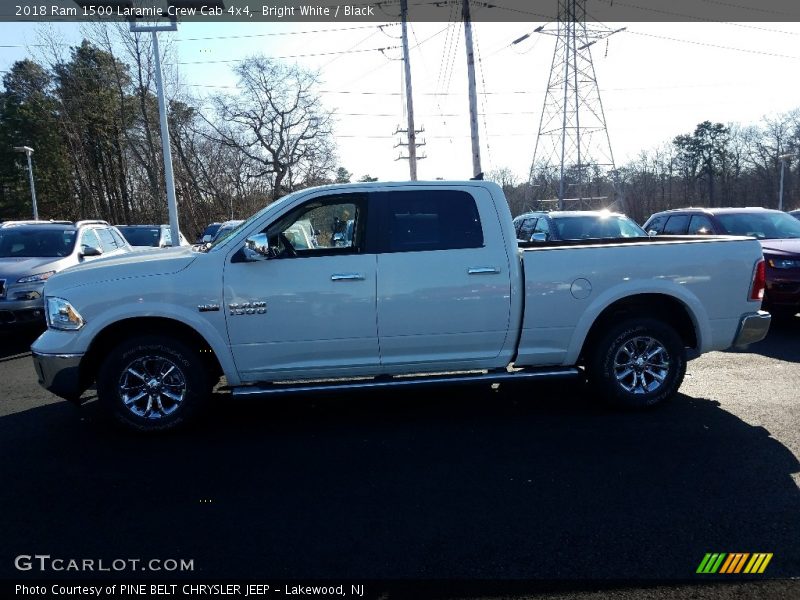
[468,267,500,275]
[331,273,365,281]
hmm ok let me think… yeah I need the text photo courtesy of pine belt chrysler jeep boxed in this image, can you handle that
[30,181,770,432]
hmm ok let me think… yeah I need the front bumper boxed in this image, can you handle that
[732,311,771,348]
[0,289,46,326]
[31,351,84,402]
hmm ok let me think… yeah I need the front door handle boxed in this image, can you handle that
[331,273,365,281]
[468,267,500,275]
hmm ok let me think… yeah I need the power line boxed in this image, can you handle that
[175,24,398,42]
[169,46,402,66]
[625,29,800,60]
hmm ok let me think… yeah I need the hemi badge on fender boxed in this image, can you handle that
[197,304,220,312]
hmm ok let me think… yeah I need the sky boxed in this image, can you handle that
[1,17,800,183]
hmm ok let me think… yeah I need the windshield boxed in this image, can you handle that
[0,228,77,258]
[552,215,647,240]
[117,226,162,247]
[716,212,800,239]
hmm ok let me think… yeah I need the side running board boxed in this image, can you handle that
[231,367,581,398]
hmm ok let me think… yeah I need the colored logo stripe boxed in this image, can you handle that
[697,553,726,573]
[744,553,773,574]
[719,553,749,573]
[697,553,773,574]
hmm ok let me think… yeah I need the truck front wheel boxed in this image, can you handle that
[97,335,210,432]
[587,318,686,408]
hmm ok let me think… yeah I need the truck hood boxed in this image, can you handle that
[45,246,197,294]
[0,256,67,281]
[760,238,800,256]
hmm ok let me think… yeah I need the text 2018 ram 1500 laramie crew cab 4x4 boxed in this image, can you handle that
[31,181,770,432]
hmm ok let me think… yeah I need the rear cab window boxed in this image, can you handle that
[377,189,484,253]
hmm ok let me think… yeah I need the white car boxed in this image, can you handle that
[31,181,769,432]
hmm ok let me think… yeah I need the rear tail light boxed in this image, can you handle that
[750,258,766,301]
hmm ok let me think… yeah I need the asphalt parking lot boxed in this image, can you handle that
[1,318,798,597]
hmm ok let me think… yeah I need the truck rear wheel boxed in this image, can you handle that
[97,335,210,432]
[587,318,686,409]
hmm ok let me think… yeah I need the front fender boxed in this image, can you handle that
[35,302,240,386]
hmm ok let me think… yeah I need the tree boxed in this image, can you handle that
[358,174,378,182]
[0,59,71,218]
[335,167,352,183]
[673,121,730,206]
[209,56,336,200]
[53,40,136,221]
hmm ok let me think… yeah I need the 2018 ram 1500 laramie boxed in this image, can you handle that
[31,181,770,431]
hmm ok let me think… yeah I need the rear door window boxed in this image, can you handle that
[688,215,715,235]
[380,190,484,252]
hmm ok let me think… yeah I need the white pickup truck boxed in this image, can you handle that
[31,181,770,432]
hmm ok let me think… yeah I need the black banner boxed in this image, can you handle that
[3,0,800,23]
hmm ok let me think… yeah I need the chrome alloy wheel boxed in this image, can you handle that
[613,336,671,394]
[118,355,187,419]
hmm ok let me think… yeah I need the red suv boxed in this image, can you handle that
[643,208,800,318]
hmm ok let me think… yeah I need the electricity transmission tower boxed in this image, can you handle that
[528,0,624,210]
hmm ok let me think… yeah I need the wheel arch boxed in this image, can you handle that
[79,317,224,392]
[577,293,700,364]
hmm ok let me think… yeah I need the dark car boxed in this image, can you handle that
[790,209,800,222]
[197,222,222,244]
[116,224,189,249]
[513,210,647,243]
[643,207,800,317]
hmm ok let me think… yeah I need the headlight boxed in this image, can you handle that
[17,270,56,284]
[46,297,85,330]
[767,258,800,269]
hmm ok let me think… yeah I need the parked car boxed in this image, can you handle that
[116,224,189,249]
[513,210,648,242]
[284,219,318,250]
[0,220,132,327]
[790,209,800,221]
[211,220,245,243]
[197,222,222,244]
[31,181,768,432]
[643,207,800,317]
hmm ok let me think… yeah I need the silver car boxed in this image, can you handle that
[0,220,132,327]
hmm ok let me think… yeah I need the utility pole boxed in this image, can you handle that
[150,28,179,246]
[463,0,482,179]
[400,0,418,180]
[778,153,796,211]
[13,146,38,220]
[74,1,224,244]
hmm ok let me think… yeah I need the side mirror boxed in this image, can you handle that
[243,233,270,261]
[530,232,548,242]
[647,230,658,237]
[202,234,212,243]
[80,245,102,257]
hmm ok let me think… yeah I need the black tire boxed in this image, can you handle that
[587,318,686,409]
[97,334,210,432]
